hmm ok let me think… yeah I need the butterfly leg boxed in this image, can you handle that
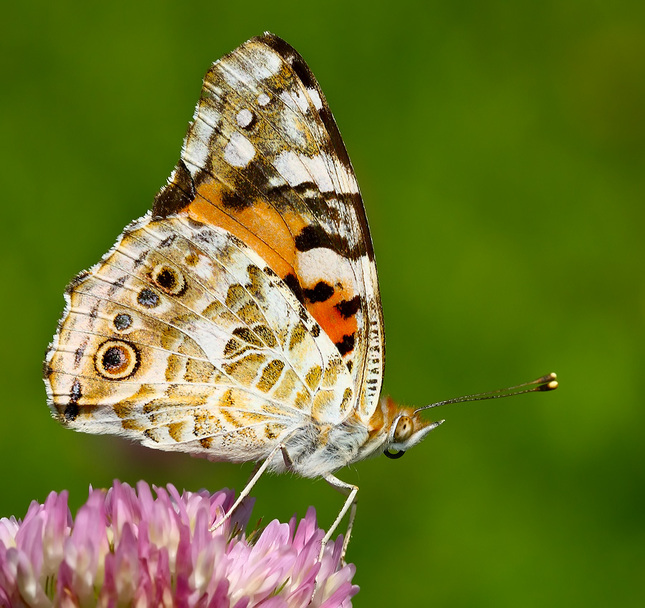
[209,441,287,532]
[321,474,358,563]
[245,444,295,483]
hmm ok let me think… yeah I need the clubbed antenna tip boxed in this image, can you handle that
[415,372,558,413]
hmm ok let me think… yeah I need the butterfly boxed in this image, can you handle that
[43,33,557,559]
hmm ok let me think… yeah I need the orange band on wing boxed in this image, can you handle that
[307,291,358,346]
[187,180,298,280]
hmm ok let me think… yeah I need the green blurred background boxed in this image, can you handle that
[3,0,644,605]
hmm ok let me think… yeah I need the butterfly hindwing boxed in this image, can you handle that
[44,214,355,466]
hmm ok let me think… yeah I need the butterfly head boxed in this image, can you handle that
[369,396,443,461]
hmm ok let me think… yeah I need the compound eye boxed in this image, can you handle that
[384,448,405,460]
[393,415,414,443]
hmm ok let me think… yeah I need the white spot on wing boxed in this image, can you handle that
[198,105,221,129]
[224,132,256,167]
[274,151,334,192]
[308,88,323,110]
[257,93,271,106]
[247,45,283,79]
[280,89,310,113]
[183,115,215,172]
[236,109,254,128]
[296,248,356,291]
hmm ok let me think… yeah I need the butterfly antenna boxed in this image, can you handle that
[414,373,558,414]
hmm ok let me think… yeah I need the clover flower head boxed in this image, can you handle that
[0,481,358,607]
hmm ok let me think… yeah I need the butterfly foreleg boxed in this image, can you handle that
[209,441,290,533]
[321,474,358,563]
[243,444,296,486]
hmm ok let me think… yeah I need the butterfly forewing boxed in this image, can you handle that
[153,33,384,419]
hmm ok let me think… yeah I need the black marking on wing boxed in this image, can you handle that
[293,224,334,252]
[153,160,196,218]
[282,273,305,304]
[335,295,361,319]
[137,288,160,308]
[303,281,334,303]
[335,333,355,356]
[219,160,270,211]
[64,379,82,422]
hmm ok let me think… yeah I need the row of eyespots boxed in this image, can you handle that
[110,261,188,334]
[99,264,188,380]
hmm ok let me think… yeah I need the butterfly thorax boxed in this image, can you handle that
[271,416,367,477]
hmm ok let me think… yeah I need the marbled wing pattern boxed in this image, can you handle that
[45,214,356,473]
[154,33,385,420]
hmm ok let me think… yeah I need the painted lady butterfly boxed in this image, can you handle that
[43,33,557,557]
